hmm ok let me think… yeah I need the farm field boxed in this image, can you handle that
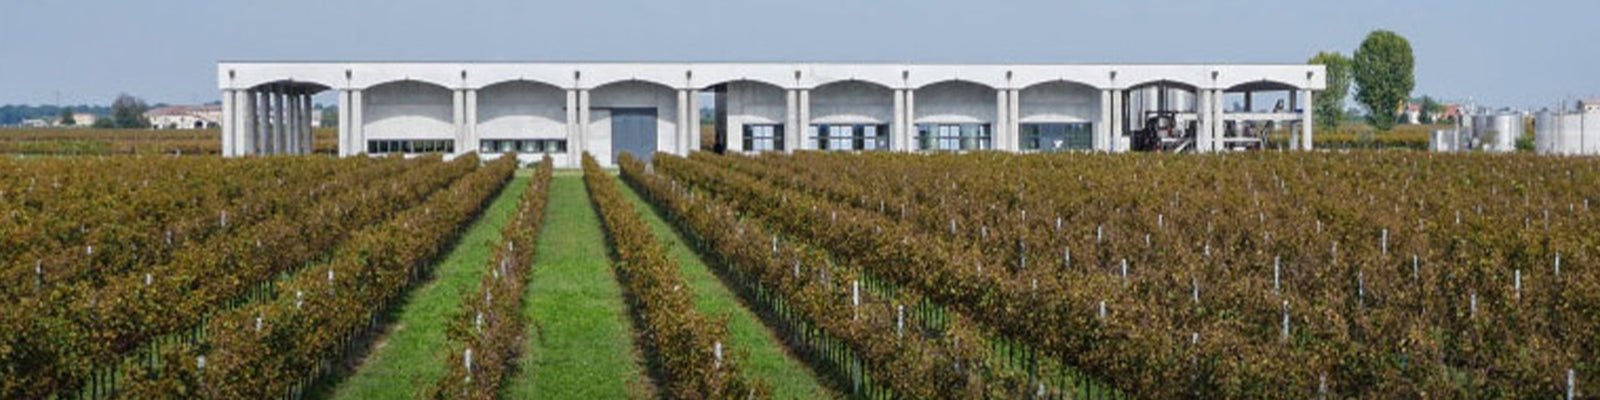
[0,128,336,155]
[1,149,1595,399]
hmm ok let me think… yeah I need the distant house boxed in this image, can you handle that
[20,118,52,128]
[145,105,222,129]
[56,113,97,127]
[1580,99,1600,113]
[1403,102,1462,124]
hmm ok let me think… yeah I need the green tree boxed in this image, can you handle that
[58,108,76,126]
[1307,51,1351,131]
[1417,96,1442,124]
[110,93,151,129]
[1352,30,1415,132]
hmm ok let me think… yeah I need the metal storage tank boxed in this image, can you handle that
[1471,114,1519,153]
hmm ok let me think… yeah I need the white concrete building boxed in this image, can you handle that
[217,62,1326,166]
[147,105,222,129]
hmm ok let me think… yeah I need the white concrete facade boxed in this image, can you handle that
[219,62,1325,165]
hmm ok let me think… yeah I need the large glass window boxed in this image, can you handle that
[1021,123,1093,152]
[369,139,455,154]
[742,124,783,152]
[477,139,568,154]
[916,124,992,151]
[811,124,890,151]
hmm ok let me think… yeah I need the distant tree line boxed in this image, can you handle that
[0,105,111,125]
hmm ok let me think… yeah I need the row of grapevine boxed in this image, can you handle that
[0,156,390,297]
[115,154,517,398]
[684,151,1598,398]
[2,156,413,302]
[0,155,478,399]
[0,128,337,156]
[581,153,768,399]
[621,153,1039,399]
[428,156,554,399]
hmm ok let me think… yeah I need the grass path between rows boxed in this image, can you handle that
[615,175,836,399]
[505,172,649,399]
[322,174,530,400]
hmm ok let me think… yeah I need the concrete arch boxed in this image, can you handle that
[1225,79,1300,93]
[1019,80,1100,124]
[246,80,333,94]
[914,80,997,124]
[588,79,681,166]
[697,76,791,91]
[811,80,894,125]
[915,78,996,91]
[476,77,567,91]
[363,80,455,140]
[477,80,567,140]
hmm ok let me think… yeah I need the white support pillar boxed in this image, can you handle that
[221,90,235,157]
[578,89,590,160]
[566,89,579,165]
[798,89,811,150]
[1197,89,1213,153]
[688,90,701,153]
[351,89,364,156]
[303,93,314,154]
[338,90,351,156]
[1008,89,1020,152]
[905,90,917,151]
[677,89,690,155]
[1302,90,1315,151]
[1213,90,1225,151]
[259,90,271,155]
[1110,89,1123,153]
[784,89,798,153]
[892,89,906,151]
[287,92,300,155]
[995,89,1008,151]
[1097,89,1112,152]
[464,89,478,156]
[274,91,287,155]
[236,90,255,156]
[453,89,466,155]
[253,91,265,155]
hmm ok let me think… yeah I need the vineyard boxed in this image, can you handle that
[630,150,1598,398]
[2,148,1594,399]
[0,128,336,155]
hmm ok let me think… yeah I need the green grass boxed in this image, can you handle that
[321,174,530,400]
[615,176,835,399]
[505,173,648,399]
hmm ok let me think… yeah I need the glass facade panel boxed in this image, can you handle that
[742,124,782,152]
[811,124,890,151]
[917,124,992,151]
[1021,123,1093,151]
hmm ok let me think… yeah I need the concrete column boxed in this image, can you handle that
[237,90,255,156]
[259,90,270,154]
[688,90,701,153]
[453,89,466,155]
[905,90,917,151]
[274,91,287,155]
[1110,89,1123,153]
[677,89,690,155]
[351,89,364,155]
[995,90,1008,151]
[338,90,351,156]
[221,90,235,157]
[303,93,314,154]
[287,92,300,155]
[578,89,590,159]
[1213,90,1225,151]
[892,89,906,151]
[798,89,811,150]
[1097,89,1111,152]
[1008,89,1020,151]
[566,89,579,165]
[1197,89,1213,153]
[1302,90,1315,151]
[253,91,265,154]
[784,89,798,152]
[464,89,478,155]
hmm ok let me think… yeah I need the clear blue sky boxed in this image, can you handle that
[1,0,1594,110]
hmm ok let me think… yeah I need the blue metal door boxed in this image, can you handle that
[611,108,658,163]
